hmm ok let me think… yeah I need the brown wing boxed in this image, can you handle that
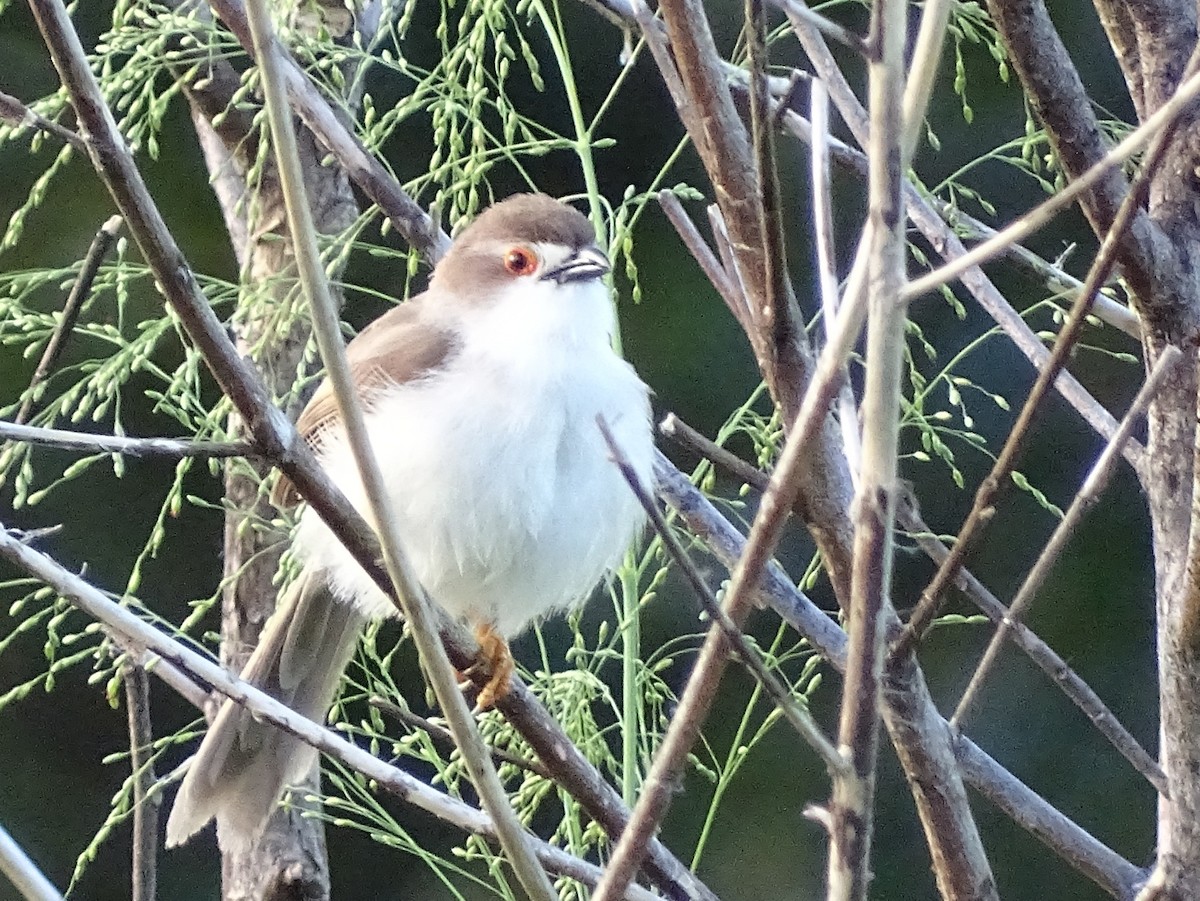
[271,295,457,508]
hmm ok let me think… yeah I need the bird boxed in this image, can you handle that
[165,193,655,852]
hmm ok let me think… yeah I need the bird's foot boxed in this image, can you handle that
[469,622,513,711]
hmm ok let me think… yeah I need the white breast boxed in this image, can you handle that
[294,278,654,636]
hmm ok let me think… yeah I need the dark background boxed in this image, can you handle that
[0,1,1155,899]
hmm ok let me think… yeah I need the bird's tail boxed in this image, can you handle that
[165,571,366,852]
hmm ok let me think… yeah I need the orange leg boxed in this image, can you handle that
[471,622,514,711]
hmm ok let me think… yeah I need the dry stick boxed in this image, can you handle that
[903,64,1200,303]
[13,216,122,426]
[123,663,158,901]
[0,527,660,901]
[774,107,1145,471]
[661,412,1170,798]
[778,0,1141,340]
[656,192,743,327]
[939,203,1141,339]
[597,418,849,778]
[242,3,555,896]
[893,79,1190,660]
[589,286,864,901]
[651,457,1146,900]
[594,183,878,901]
[0,89,86,152]
[23,5,707,897]
[778,0,866,53]
[826,0,908,895]
[205,0,450,262]
[898,506,1170,797]
[366,697,553,781]
[809,80,861,478]
[0,421,254,460]
[952,345,1183,730]
[0,820,63,901]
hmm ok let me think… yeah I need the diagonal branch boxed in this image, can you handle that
[0,525,660,901]
[653,457,1146,900]
[895,84,1192,656]
[664,411,1168,796]
[952,345,1182,730]
[0,820,63,901]
[205,0,450,263]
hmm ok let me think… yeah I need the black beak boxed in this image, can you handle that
[541,245,611,284]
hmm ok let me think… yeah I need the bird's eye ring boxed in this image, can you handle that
[503,246,539,276]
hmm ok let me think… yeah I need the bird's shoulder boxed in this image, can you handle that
[273,293,456,507]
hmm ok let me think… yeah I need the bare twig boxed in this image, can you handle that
[0,421,254,460]
[367,697,552,780]
[810,80,861,478]
[243,2,555,895]
[204,0,450,263]
[778,0,866,53]
[773,105,1145,470]
[590,331,855,901]
[123,663,158,901]
[656,192,743,327]
[952,345,1182,729]
[894,70,1190,656]
[0,524,660,901]
[826,0,909,894]
[598,417,849,777]
[13,216,121,426]
[652,457,1146,900]
[0,89,86,151]
[0,821,63,901]
[897,503,1170,797]
[903,65,1200,302]
[662,413,1169,797]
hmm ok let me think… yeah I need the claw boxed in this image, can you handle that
[471,622,513,711]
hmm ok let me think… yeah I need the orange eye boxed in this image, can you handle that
[503,246,539,276]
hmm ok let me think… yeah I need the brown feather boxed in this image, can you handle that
[271,296,457,508]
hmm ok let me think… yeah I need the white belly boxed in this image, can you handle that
[294,330,654,637]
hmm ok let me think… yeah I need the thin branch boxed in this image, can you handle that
[827,0,909,893]
[778,0,866,54]
[597,418,849,778]
[937,203,1141,339]
[13,215,121,426]
[25,5,710,896]
[123,663,158,901]
[652,457,1147,900]
[662,412,1169,797]
[243,2,555,895]
[0,821,63,901]
[0,89,86,151]
[656,192,743,329]
[367,697,552,780]
[0,421,255,460]
[590,315,858,900]
[897,503,1170,797]
[894,72,1191,657]
[952,345,1183,730]
[810,80,861,478]
[903,64,1200,303]
[205,0,450,263]
[772,105,1145,469]
[0,525,660,901]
